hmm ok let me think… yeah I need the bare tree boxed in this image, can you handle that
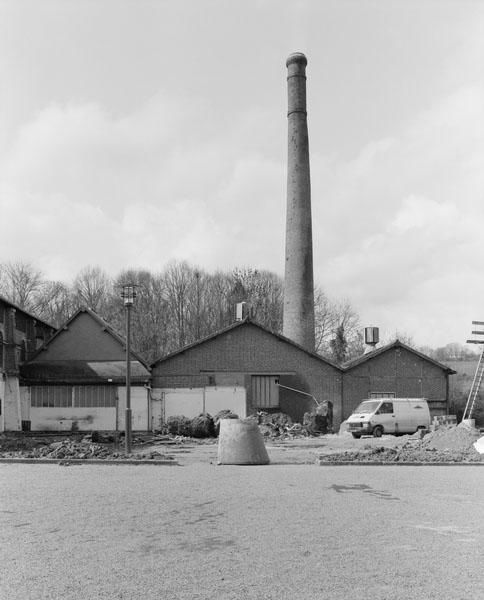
[32,281,76,327]
[73,266,112,314]
[0,260,45,310]
[314,288,361,358]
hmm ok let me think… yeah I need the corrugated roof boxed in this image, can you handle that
[20,360,150,384]
[343,339,457,374]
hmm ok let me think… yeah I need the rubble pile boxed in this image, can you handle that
[0,438,174,461]
[213,410,239,436]
[257,412,294,437]
[421,423,481,452]
[319,424,484,463]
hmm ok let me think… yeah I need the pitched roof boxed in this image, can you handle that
[26,306,150,369]
[344,339,456,374]
[0,293,56,331]
[151,317,342,370]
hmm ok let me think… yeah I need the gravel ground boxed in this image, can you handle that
[1,463,483,599]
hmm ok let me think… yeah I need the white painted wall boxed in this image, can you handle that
[151,387,246,430]
[30,407,116,431]
[27,385,149,432]
[20,387,30,423]
[4,375,21,431]
[205,387,246,418]
[116,386,149,431]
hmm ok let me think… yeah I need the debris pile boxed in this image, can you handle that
[421,423,481,452]
[257,412,296,438]
[319,424,484,463]
[0,438,174,461]
[213,410,239,436]
[303,401,332,435]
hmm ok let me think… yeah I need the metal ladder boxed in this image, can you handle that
[462,343,484,421]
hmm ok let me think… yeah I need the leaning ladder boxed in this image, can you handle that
[462,343,484,421]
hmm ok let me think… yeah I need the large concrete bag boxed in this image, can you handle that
[217,418,270,465]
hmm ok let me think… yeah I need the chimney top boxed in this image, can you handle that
[286,52,307,68]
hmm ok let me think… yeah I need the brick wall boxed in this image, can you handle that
[343,347,449,419]
[152,322,343,425]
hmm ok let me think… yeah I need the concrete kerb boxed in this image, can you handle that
[0,458,179,466]
[317,460,484,466]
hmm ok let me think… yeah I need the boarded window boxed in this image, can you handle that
[251,376,279,409]
[74,386,116,408]
[31,386,72,408]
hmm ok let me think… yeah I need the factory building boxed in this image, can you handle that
[19,308,150,432]
[0,295,56,431]
[150,317,342,429]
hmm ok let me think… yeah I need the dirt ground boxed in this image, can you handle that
[1,423,483,464]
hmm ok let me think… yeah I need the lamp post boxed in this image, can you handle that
[121,284,137,454]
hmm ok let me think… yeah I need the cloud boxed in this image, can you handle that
[1,74,482,347]
[312,84,484,345]
[0,96,284,281]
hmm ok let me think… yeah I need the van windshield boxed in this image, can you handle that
[353,401,380,414]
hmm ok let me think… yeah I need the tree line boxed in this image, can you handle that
[0,260,367,364]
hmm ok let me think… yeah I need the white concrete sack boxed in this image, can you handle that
[473,435,484,454]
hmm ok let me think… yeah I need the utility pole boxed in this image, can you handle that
[121,284,137,454]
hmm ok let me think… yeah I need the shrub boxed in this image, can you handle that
[166,415,192,436]
[190,413,215,438]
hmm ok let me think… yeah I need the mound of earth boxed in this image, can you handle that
[319,424,484,463]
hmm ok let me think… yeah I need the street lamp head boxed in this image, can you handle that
[121,284,138,306]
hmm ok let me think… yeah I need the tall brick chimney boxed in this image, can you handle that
[283,52,315,351]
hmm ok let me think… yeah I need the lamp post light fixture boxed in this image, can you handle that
[121,283,138,454]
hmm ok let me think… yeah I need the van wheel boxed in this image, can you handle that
[351,433,361,439]
[373,425,384,438]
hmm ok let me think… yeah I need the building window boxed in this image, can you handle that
[31,385,117,408]
[251,376,279,409]
[369,392,396,399]
[31,386,72,408]
[74,386,116,408]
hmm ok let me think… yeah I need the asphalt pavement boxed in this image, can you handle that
[1,463,483,599]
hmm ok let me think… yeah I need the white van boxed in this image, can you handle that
[346,398,431,438]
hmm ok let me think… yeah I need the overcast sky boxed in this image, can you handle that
[1,0,483,347]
